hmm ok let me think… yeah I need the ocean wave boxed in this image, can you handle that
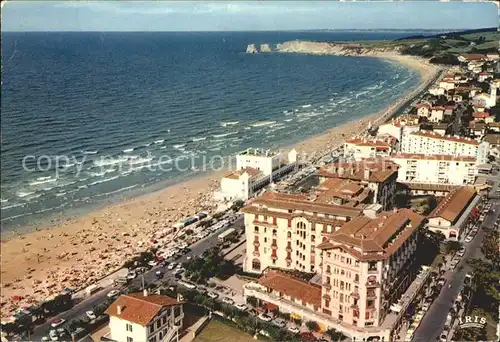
[93,156,129,167]
[213,131,238,138]
[25,193,42,201]
[17,191,35,198]
[160,146,167,149]
[55,192,67,197]
[1,212,34,222]
[36,176,52,181]
[154,139,165,144]
[83,150,98,155]
[173,144,186,149]
[88,175,120,187]
[123,148,134,153]
[1,202,25,210]
[284,119,293,122]
[29,178,56,186]
[220,121,239,127]
[129,156,154,165]
[89,170,115,177]
[94,184,138,197]
[192,136,207,142]
[301,104,312,108]
[250,121,276,128]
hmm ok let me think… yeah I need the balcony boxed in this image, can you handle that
[271,244,278,249]
[286,245,292,252]
[286,257,292,263]
[350,303,359,309]
[271,254,278,260]
[350,292,360,299]
[253,241,260,247]
[366,280,380,288]
[253,251,260,257]
[367,268,378,274]
[323,282,332,290]
[366,291,377,299]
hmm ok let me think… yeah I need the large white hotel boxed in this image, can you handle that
[242,161,433,341]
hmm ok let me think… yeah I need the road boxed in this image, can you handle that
[412,198,500,341]
[31,216,245,340]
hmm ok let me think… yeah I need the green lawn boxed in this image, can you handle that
[194,319,256,342]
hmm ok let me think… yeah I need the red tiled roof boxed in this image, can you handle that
[416,103,431,109]
[432,106,445,111]
[473,112,491,119]
[428,186,476,223]
[258,270,322,307]
[105,293,182,326]
[318,159,398,183]
[460,54,486,61]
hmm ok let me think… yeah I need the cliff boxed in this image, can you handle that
[246,40,403,56]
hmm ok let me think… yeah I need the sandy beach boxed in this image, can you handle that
[0,52,441,318]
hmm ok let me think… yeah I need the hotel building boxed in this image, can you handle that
[317,160,399,211]
[390,153,477,185]
[243,207,429,341]
[400,131,489,164]
[343,138,395,161]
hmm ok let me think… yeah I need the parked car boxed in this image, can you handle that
[155,271,164,279]
[439,330,449,342]
[287,325,300,334]
[464,236,473,243]
[50,319,66,328]
[167,263,177,270]
[86,311,97,320]
[222,297,235,305]
[207,292,218,299]
[114,277,128,286]
[107,290,121,298]
[49,330,59,341]
[126,271,137,280]
[273,318,286,328]
[235,303,248,311]
[258,313,272,322]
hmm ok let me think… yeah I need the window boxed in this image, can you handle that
[254,226,259,233]
[326,265,331,274]
[162,316,167,325]
[149,337,157,342]
[156,320,161,329]
[287,232,291,238]
[126,324,133,332]
[149,325,154,334]
[127,338,133,342]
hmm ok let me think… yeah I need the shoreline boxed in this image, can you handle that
[0,51,441,318]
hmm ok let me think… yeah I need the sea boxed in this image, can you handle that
[1,31,424,231]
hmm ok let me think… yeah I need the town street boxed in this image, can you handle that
[412,198,500,341]
[31,216,245,340]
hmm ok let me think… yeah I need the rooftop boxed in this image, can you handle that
[485,133,500,145]
[428,186,477,224]
[317,209,425,260]
[318,159,399,183]
[105,293,182,326]
[473,112,491,119]
[391,153,476,163]
[239,148,278,157]
[410,131,479,145]
[258,270,322,308]
[314,178,371,207]
[224,167,262,180]
[345,138,394,148]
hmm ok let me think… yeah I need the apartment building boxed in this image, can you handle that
[242,192,362,274]
[243,208,428,341]
[105,292,184,342]
[401,131,489,164]
[343,137,395,161]
[390,154,477,185]
[317,160,398,211]
[427,186,479,240]
[377,114,420,145]
[214,149,298,201]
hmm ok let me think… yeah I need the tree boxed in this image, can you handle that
[306,320,319,332]
[444,240,462,254]
[246,296,258,307]
[230,200,245,211]
[326,328,346,342]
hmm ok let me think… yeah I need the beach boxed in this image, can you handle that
[0,52,441,318]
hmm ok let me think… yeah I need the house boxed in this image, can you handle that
[416,103,431,118]
[478,72,491,83]
[428,87,445,96]
[104,292,184,342]
[429,106,445,122]
[488,122,500,133]
[458,54,486,63]
[343,137,395,161]
[439,80,455,91]
[427,186,480,240]
[452,94,463,103]
[468,122,487,138]
[486,52,500,61]
[484,134,500,158]
[472,111,495,123]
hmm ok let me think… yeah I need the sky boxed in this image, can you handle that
[1,1,498,32]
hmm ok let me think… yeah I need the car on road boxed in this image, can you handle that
[155,271,164,279]
[235,303,248,311]
[439,330,449,342]
[114,277,128,286]
[126,271,137,280]
[167,262,177,270]
[86,311,97,320]
[464,236,473,243]
[207,292,218,299]
[178,280,197,289]
[107,290,121,298]
[49,330,59,341]
[50,319,66,328]
[258,313,272,322]
[287,325,300,334]
[222,297,235,305]
[272,318,286,328]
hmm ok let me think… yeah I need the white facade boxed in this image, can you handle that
[343,139,393,161]
[439,81,455,91]
[401,132,485,162]
[390,154,477,185]
[428,87,445,96]
[236,148,293,176]
[429,108,444,123]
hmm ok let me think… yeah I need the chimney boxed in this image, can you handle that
[143,289,148,297]
[364,168,371,180]
[117,305,122,315]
